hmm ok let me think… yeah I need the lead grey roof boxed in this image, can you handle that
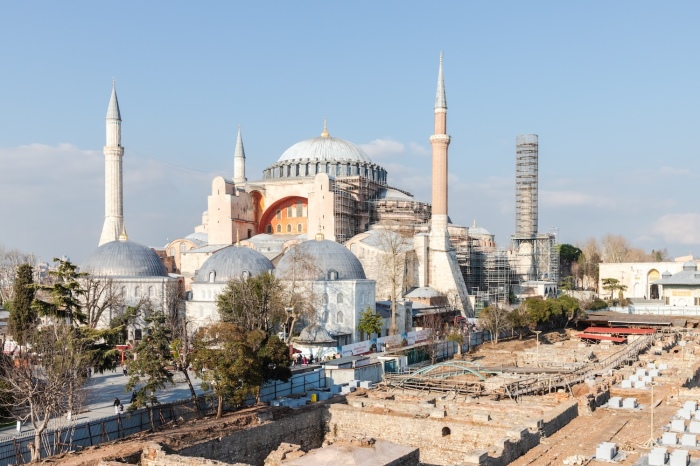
[652,263,700,286]
[275,238,366,281]
[435,52,446,110]
[106,82,121,120]
[372,187,414,201]
[297,323,336,344]
[405,286,441,299]
[82,240,168,278]
[195,245,274,283]
[277,136,372,164]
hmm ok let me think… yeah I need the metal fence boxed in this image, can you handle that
[0,397,215,466]
[258,368,325,402]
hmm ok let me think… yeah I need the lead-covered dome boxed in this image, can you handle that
[195,245,274,283]
[82,239,168,278]
[262,123,387,185]
[278,136,372,164]
[276,236,366,281]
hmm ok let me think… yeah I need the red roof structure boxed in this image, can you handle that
[582,327,656,335]
[575,333,626,343]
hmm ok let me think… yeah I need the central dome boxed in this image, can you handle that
[277,136,372,164]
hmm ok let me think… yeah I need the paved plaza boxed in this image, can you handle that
[0,369,204,439]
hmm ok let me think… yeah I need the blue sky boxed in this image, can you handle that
[1,2,699,263]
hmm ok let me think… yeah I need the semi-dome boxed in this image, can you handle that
[195,245,274,283]
[468,220,491,236]
[82,238,168,278]
[276,235,366,281]
[297,323,336,344]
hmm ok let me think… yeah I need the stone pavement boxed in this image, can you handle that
[0,369,204,439]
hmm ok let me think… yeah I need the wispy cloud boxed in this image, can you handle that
[651,213,700,245]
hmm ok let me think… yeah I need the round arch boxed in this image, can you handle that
[259,196,308,235]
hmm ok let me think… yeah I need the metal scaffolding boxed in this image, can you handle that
[510,233,559,283]
[515,134,538,238]
[456,243,512,315]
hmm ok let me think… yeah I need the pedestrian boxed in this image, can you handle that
[86,367,91,379]
[112,360,117,373]
[130,391,137,404]
[113,397,121,414]
[302,355,307,365]
[122,364,128,376]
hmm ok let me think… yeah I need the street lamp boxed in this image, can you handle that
[645,381,658,448]
[534,330,542,367]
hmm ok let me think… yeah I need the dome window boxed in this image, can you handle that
[328,270,339,281]
[209,271,216,283]
[241,270,250,280]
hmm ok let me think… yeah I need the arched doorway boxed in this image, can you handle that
[648,269,660,299]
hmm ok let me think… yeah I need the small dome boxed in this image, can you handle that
[195,245,274,283]
[468,220,491,236]
[662,271,672,278]
[276,238,366,281]
[82,240,168,278]
[297,323,336,344]
[277,136,372,164]
[683,260,698,272]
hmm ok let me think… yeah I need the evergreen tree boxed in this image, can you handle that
[126,309,175,428]
[6,263,36,346]
[32,258,87,326]
[357,306,383,339]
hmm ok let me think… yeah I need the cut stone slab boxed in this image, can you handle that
[671,419,687,433]
[678,408,692,420]
[595,442,617,461]
[608,397,622,408]
[684,401,698,411]
[649,447,668,466]
[688,420,700,434]
[634,380,646,389]
[681,433,696,447]
[621,380,633,389]
[670,449,689,466]
[662,432,678,445]
[623,398,638,409]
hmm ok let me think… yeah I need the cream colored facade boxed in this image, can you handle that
[598,258,696,299]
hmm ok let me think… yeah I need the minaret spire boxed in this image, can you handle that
[233,124,247,184]
[430,52,451,243]
[435,52,447,110]
[99,81,125,246]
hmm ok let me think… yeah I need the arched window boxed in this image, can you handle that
[297,223,303,233]
[287,206,293,218]
[442,427,451,437]
[297,201,303,217]
[209,271,216,283]
[328,270,338,280]
[134,286,140,297]
[267,224,272,233]
[337,293,344,304]
[337,311,344,324]
[241,271,250,280]
[148,287,154,297]
[276,224,282,233]
[322,293,329,305]
[121,286,126,296]
[180,243,186,253]
[286,224,292,233]
[169,247,175,256]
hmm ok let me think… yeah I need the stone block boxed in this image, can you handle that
[670,449,689,466]
[650,369,660,377]
[623,398,637,409]
[694,410,700,420]
[340,386,355,394]
[463,450,488,465]
[472,413,491,423]
[596,442,617,461]
[608,397,622,408]
[671,419,686,432]
[684,401,698,411]
[359,381,372,389]
[648,362,657,369]
[621,380,633,389]
[636,368,648,377]
[630,374,639,382]
[678,408,692,420]
[429,409,446,418]
[662,432,678,445]
[681,434,696,447]
[649,447,668,466]
[643,375,654,383]
[687,420,700,434]
[507,428,528,440]
[659,363,669,370]
[634,380,646,389]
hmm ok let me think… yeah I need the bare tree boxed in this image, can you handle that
[164,280,197,400]
[372,223,413,335]
[0,324,87,462]
[275,246,323,343]
[82,277,125,328]
[0,245,35,304]
[420,313,446,364]
[478,305,511,345]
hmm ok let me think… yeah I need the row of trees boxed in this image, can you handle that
[478,294,584,344]
[559,235,670,292]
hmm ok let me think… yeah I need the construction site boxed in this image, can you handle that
[42,315,700,466]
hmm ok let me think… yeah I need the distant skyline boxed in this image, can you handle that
[1,1,698,263]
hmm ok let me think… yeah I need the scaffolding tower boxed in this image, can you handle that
[515,134,538,238]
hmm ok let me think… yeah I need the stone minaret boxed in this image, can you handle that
[429,52,451,250]
[233,124,247,185]
[99,82,125,246]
